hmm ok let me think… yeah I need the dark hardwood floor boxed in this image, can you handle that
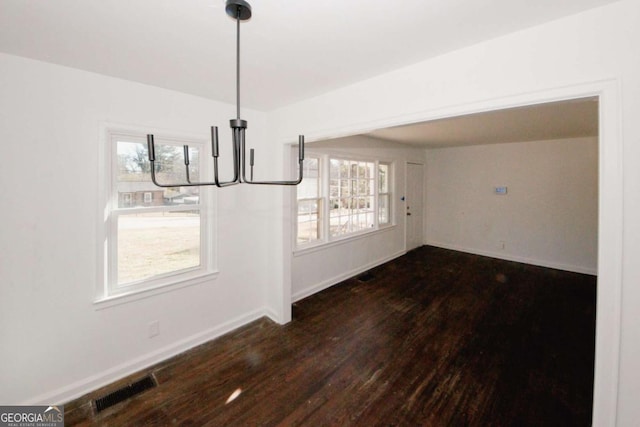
[66,246,596,426]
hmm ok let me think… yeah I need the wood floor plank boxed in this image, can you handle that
[65,246,596,426]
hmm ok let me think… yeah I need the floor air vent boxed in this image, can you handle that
[357,271,375,282]
[94,375,156,413]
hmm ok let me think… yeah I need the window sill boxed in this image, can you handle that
[94,270,219,310]
[294,224,396,257]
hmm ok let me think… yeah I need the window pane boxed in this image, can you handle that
[297,199,321,243]
[329,180,339,198]
[296,157,321,244]
[329,198,340,216]
[379,164,389,193]
[350,162,358,179]
[298,158,319,199]
[341,162,350,179]
[379,194,390,224]
[116,140,200,208]
[326,158,376,238]
[341,179,350,197]
[329,159,339,179]
[306,157,319,178]
[117,211,200,285]
[297,176,318,199]
[358,177,373,196]
[330,215,350,236]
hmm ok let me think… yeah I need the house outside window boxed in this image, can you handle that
[122,192,133,208]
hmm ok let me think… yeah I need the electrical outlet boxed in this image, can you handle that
[148,320,160,338]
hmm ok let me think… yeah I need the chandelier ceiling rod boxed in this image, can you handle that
[235,3,241,121]
[146,0,305,188]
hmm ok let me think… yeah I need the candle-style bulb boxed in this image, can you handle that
[211,126,219,157]
[183,145,190,166]
[298,135,305,161]
[147,134,155,161]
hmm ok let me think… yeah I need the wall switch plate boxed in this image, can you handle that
[494,186,508,195]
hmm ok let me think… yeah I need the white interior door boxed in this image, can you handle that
[406,162,424,251]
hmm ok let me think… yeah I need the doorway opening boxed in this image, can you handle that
[283,81,622,425]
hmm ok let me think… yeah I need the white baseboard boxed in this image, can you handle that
[26,308,270,406]
[426,241,597,276]
[292,250,406,302]
[263,306,284,325]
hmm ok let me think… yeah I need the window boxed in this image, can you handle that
[296,153,392,248]
[297,157,321,244]
[102,130,214,299]
[329,159,375,237]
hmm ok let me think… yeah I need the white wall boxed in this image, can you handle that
[0,53,275,404]
[426,137,598,275]
[270,1,640,425]
[291,135,425,300]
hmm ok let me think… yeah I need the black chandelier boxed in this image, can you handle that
[146,0,304,188]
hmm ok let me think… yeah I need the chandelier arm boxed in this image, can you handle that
[240,132,305,185]
[211,126,241,187]
[184,144,238,187]
[146,135,221,187]
[212,158,240,187]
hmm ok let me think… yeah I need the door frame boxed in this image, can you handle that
[405,161,425,251]
[281,79,622,426]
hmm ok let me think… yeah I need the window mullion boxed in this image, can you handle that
[374,160,380,229]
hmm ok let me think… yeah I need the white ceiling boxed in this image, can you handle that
[365,97,599,148]
[0,0,620,111]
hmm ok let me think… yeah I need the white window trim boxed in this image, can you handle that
[296,196,323,245]
[95,124,218,308]
[378,162,392,226]
[293,224,398,257]
[294,151,394,253]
